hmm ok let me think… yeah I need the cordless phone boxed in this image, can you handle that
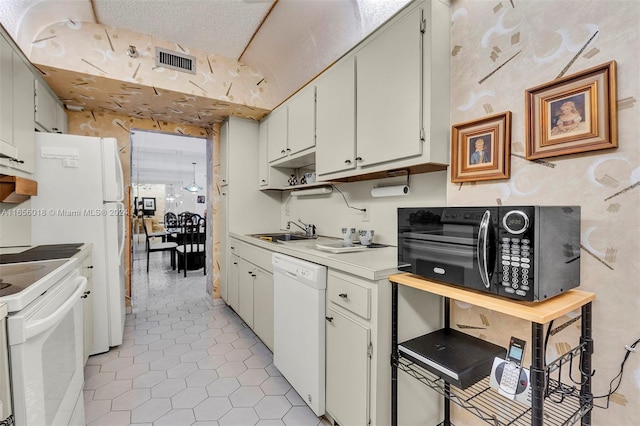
[498,336,526,399]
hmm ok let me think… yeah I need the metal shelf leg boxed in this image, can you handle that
[391,282,398,426]
[531,322,545,426]
[580,302,593,426]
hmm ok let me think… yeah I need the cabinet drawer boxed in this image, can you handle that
[328,272,370,320]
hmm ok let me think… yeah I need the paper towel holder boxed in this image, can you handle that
[371,169,410,197]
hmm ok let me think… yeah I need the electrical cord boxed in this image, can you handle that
[591,337,640,409]
[331,184,366,213]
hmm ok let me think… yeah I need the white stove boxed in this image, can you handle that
[0,258,77,311]
[0,258,87,425]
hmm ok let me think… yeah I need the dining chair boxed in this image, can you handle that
[142,218,178,273]
[176,217,206,277]
[164,212,179,243]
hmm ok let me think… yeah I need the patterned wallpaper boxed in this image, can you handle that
[447,1,639,425]
[29,21,272,127]
[66,111,220,305]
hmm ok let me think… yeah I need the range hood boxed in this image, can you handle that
[0,175,38,203]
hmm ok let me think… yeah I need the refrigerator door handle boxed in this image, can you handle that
[117,201,125,263]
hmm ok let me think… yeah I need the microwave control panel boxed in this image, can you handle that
[498,209,534,298]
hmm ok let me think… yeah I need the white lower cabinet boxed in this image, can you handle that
[252,267,274,350]
[326,306,370,426]
[325,270,379,426]
[227,238,274,351]
[227,253,240,313]
[238,258,255,328]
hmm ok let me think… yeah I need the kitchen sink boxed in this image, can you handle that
[248,232,316,243]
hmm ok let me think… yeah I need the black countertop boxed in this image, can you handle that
[0,244,83,264]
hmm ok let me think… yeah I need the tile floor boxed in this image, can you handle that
[83,241,329,426]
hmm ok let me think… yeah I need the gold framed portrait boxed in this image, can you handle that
[525,61,617,160]
[451,111,511,183]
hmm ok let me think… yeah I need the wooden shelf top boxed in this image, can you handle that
[388,273,595,324]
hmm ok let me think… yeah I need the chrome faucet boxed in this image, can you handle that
[287,219,316,238]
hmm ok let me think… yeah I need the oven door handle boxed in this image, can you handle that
[25,276,87,340]
[477,210,491,289]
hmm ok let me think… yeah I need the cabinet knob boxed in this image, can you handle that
[325,316,334,323]
[281,149,286,154]
[87,265,94,269]
[84,291,91,295]
[339,293,348,298]
[286,148,291,152]
[355,156,362,161]
[261,179,266,183]
[81,294,88,299]
[233,262,238,265]
[344,159,352,164]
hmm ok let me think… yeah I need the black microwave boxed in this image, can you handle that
[397,206,581,301]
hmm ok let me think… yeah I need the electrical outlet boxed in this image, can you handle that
[362,205,370,222]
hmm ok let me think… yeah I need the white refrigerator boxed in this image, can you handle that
[30,133,126,355]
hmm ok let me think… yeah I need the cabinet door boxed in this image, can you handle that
[266,107,288,163]
[80,253,94,364]
[34,80,60,133]
[356,6,423,167]
[258,120,269,187]
[219,189,228,301]
[12,54,35,173]
[0,35,13,150]
[316,56,356,176]
[252,268,274,350]
[326,307,370,426]
[238,258,254,327]
[220,120,229,186]
[287,85,315,156]
[227,253,240,312]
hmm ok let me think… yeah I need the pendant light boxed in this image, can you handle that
[184,162,203,192]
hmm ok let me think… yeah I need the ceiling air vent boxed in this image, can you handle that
[155,47,196,74]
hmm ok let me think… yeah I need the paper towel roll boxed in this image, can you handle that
[370,185,409,197]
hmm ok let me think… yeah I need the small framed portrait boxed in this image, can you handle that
[197,195,205,204]
[451,111,511,183]
[142,197,156,211]
[525,61,617,160]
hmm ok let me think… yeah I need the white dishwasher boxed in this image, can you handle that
[272,253,327,416]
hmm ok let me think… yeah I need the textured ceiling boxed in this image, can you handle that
[91,0,275,60]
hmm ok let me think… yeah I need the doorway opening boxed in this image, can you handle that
[129,129,210,306]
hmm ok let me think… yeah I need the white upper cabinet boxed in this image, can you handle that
[0,32,36,175]
[258,120,269,187]
[34,79,66,134]
[315,0,451,181]
[266,84,316,166]
[315,56,356,177]
[266,106,288,163]
[0,35,14,156]
[219,121,229,186]
[286,85,316,157]
[356,5,423,168]
[12,53,35,174]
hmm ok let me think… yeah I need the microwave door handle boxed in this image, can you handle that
[477,210,491,289]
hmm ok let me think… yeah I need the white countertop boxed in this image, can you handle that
[230,232,400,281]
